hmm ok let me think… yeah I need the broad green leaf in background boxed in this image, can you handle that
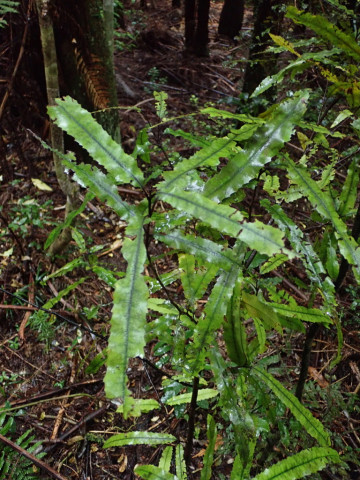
[252,367,331,446]
[175,445,187,480]
[253,447,340,480]
[115,398,160,416]
[203,92,309,202]
[200,415,217,480]
[165,389,219,406]
[48,96,144,188]
[135,465,176,480]
[104,431,176,448]
[104,219,148,416]
[286,6,360,62]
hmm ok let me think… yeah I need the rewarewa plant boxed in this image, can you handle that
[47,91,345,479]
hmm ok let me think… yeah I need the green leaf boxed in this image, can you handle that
[45,191,94,249]
[203,92,309,202]
[224,280,249,367]
[200,415,217,480]
[158,190,243,235]
[287,6,360,62]
[158,446,173,472]
[338,159,359,217]
[116,398,160,416]
[158,191,286,257]
[61,158,136,220]
[159,137,238,192]
[192,265,241,373]
[284,157,360,279]
[260,254,288,274]
[48,96,144,188]
[154,91,168,120]
[252,367,331,446]
[253,447,340,480]
[135,465,176,480]
[242,292,281,333]
[157,230,241,269]
[165,389,219,406]
[104,431,176,448]
[104,221,148,415]
[175,444,187,480]
[201,107,264,124]
[179,254,219,305]
[270,303,331,325]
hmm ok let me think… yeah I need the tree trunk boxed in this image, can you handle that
[185,0,196,50]
[185,0,210,56]
[36,0,80,256]
[195,0,210,56]
[218,0,244,39]
[242,0,284,98]
[53,0,120,141]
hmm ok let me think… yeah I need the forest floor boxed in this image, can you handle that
[1,1,360,479]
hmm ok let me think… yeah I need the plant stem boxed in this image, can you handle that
[184,376,199,468]
[295,323,320,401]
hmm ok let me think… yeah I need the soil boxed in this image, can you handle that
[0,1,360,480]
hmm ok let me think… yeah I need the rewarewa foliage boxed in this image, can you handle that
[47,91,339,478]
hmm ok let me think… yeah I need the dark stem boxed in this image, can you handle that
[295,323,320,401]
[184,376,199,467]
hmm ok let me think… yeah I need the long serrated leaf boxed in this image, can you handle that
[135,465,176,480]
[338,159,359,217]
[62,158,136,219]
[158,190,243,236]
[287,6,360,61]
[158,190,286,256]
[165,389,219,406]
[200,415,217,480]
[253,447,340,480]
[160,137,238,192]
[204,92,309,202]
[104,431,176,448]
[224,280,249,367]
[156,230,241,269]
[252,367,330,446]
[284,157,360,278]
[192,265,241,373]
[242,292,281,333]
[270,302,331,324]
[158,446,173,472]
[179,254,218,305]
[175,444,187,480]
[104,221,148,411]
[48,96,144,188]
